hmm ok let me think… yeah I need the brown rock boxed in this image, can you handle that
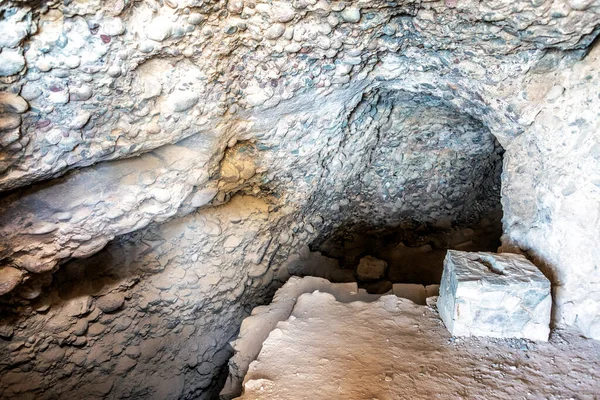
[96,292,125,313]
[0,266,23,295]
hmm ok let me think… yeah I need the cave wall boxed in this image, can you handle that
[1,0,600,398]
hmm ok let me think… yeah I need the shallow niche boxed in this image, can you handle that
[308,90,504,293]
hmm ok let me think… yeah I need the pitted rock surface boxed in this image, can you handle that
[0,1,599,399]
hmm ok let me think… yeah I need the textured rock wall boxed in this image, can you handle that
[1,0,600,398]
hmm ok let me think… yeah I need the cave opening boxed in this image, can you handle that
[306,90,504,293]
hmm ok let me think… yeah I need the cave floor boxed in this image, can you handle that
[235,292,600,400]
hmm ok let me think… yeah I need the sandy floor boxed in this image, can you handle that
[236,292,600,400]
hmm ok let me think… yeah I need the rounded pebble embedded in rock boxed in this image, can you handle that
[265,23,286,40]
[169,90,199,112]
[0,114,21,131]
[96,292,125,313]
[0,92,28,113]
[340,7,361,23]
[146,16,173,42]
[188,13,204,25]
[0,49,25,76]
[102,17,125,36]
[273,3,296,22]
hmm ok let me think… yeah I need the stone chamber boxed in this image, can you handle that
[0,0,599,399]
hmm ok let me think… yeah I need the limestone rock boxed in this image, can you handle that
[437,250,551,341]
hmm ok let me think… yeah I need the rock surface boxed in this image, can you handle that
[235,290,600,400]
[437,250,551,341]
[0,0,598,398]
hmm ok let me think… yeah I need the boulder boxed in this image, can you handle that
[437,250,551,341]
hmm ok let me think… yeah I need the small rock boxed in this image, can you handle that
[71,320,88,336]
[188,13,204,25]
[64,296,92,317]
[107,66,121,77]
[273,3,296,22]
[224,235,243,249]
[87,323,105,336]
[102,17,125,36]
[45,128,63,145]
[228,0,244,14]
[69,85,93,102]
[33,296,52,312]
[0,321,14,339]
[0,19,28,48]
[0,114,21,131]
[265,23,286,40]
[64,55,81,69]
[0,266,23,296]
[20,84,42,101]
[71,112,92,130]
[146,16,173,42]
[356,256,388,282]
[36,57,53,72]
[0,49,25,76]
[0,128,19,146]
[169,90,198,112]
[21,82,42,101]
[48,90,70,105]
[340,7,361,23]
[0,92,28,113]
[96,292,125,313]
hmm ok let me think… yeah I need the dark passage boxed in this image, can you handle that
[306,90,504,292]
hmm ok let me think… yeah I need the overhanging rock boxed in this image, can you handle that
[437,250,551,341]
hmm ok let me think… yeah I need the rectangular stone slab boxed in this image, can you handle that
[437,250,551,341]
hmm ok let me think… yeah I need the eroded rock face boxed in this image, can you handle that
[0,0,599,398]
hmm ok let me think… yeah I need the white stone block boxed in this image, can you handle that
[437,250,551,341]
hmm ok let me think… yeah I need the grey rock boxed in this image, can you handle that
[0,19,28,48]
[0,49,25,76]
